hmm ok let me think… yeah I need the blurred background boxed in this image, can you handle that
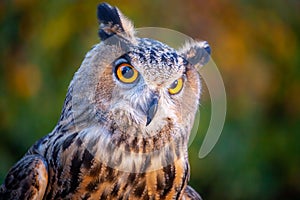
[0,0,299,199]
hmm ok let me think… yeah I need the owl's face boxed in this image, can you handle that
[96,38,201,137]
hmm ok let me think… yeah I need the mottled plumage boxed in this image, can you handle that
[0,3,210,200]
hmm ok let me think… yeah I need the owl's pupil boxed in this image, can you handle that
[170,80,178,89]
[122,66,134,79]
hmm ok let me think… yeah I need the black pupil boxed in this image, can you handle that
[170,80,178,89]
[121,65,134,79]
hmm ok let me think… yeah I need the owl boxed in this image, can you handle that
[0,3,210,200]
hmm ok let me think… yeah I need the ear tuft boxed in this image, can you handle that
[97,3,135,41]
[179,41,211,68]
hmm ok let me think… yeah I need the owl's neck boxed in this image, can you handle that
[66,123,188,174]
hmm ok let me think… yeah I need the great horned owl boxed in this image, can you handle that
[0,3,210,200]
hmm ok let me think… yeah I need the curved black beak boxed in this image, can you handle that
[146,96,159,126]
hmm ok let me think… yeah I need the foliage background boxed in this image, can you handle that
[0,0,299,199]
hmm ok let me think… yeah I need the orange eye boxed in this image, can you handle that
[115,63,139,83]
[168,78,183,95]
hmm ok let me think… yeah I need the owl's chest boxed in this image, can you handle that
[42,125,189,199]
[45,148,189,200]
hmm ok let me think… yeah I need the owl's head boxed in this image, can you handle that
[70,3,210,153]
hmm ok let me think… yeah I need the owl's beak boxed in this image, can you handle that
[146,95,159,126]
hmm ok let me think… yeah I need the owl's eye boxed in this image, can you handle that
[115,63,139,83]
[168,78,184,95]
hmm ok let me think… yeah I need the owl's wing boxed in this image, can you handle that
[0,154,48,200]
[183,185,203,200]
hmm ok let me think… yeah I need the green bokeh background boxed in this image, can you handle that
[1,0,299,199]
